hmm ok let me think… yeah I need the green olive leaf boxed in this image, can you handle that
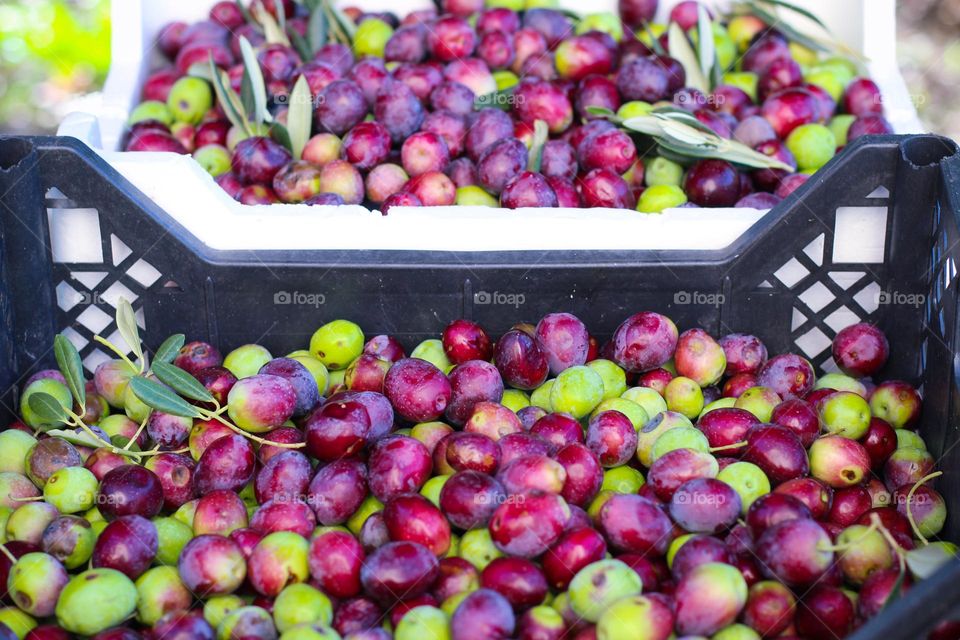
[154,334,186,365]
[308,4,328,53]
[288,75,313,161]
[639,21,665,56]
[235,0,256,27]
[907,543,959,580]
[115,297,144,367]
[289,28,314,62]
[527,120,550,173]
[54,334,86,409]
[271,121,294,154]
[27,392,69,426]
[668,23,709,93]
[210,57,250,135]
[129,377,204,419]
[46,429,107,450]
[239,35,274,126]
[151,361,215,404]
[696,5,716,83]
[751,0,828,30]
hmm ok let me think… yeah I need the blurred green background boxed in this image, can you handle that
[0,0,957,139]
[0,0,110,135]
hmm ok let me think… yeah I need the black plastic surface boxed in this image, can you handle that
[1,134,960,638]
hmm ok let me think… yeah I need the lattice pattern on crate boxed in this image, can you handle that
[922,200,959,376]
[751,186,893,373]
[45,188,165,374]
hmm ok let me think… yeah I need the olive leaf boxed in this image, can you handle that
[906,543,958,580]
[308,4,328,52]
[668,23,709,93]
[154,334,186,365]
[271,122,294,154]
[235,0,256,27]
[116,297,144,366]
[274,0,286,33]
[527,120,550,173]
[621,109,795,170]
[744,3,830,54]
[289,28,314,62]
[696,5,716,82]
[586,106,622,122]
[328,2,357,40]
[252,2,292,46]
[45,429,107,450]
[187,63,217,83]
[129,377,204,419]
[27,392,69,426]
[239,35,273,127]
[54,334,85,409]
[288,75,313,161]
[210,58,250,135]
[749,0,828,30]
[152,361,215,404]
[639,21,665,56]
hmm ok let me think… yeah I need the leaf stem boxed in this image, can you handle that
[205,411,306,449]
[125,416,149,451]
[709,441,747,453]
[0,543,16,564]
[93,335,138,371]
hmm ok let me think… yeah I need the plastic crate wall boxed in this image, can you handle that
[2,134,960,639]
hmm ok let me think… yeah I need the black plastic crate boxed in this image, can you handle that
[2,134,960,638]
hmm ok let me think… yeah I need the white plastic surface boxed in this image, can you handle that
[56,0,921,253]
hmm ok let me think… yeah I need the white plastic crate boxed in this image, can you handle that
[56,0,923,252]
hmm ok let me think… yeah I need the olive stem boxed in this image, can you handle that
[0,543,15,564]
[10,496,43,502]
[709,441,748,453]
[871,513,908,574]
[125,416,149,451]
[207,412,306,449]
[93,335,138,371]
[906,471,943,546]
[818,520,879,552]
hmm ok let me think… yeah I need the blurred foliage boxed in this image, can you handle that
[0,0,956,140]
[897,0,960,140]
[0,0,110,134]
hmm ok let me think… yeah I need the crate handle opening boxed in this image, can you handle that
[0,138,36,172]
[901,136,959,169]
